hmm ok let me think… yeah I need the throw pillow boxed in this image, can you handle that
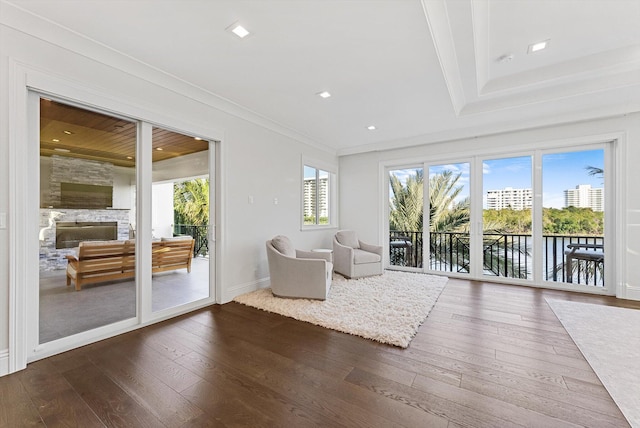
[271,235,295,257]
[336,230,360,248]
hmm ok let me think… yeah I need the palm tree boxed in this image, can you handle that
[174,178,209,225]
[586,165,603,178]
[389,169,528,277]
[389,169,423,232]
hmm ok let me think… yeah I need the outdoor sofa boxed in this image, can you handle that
[65,237,195,291]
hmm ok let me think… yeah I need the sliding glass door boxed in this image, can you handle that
[482,156,533,281]
[38,98,137,343]
[428,162,471,275]
[151,127,212,313]
[386,143,611,293]
[388,167,424,269]
[542,148,605,287]
[31,93,218,356]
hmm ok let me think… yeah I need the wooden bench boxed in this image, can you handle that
[65,238,195,291]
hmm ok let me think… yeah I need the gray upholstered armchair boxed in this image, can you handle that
[333,230,383,278]
[266,235,333,300]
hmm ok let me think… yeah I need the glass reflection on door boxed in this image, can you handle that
[38,99,137,343]
[151,127,210,312]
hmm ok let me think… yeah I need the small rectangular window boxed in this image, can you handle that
[303,165,331,226]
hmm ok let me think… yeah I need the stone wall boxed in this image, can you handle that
[44,155,114,208]
[39,209,130,271]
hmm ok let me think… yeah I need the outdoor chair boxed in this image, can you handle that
[565,242,604,283]
[266,235,333,300]
[333,230,383,278]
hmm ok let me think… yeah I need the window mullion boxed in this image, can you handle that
[315,169,320,225]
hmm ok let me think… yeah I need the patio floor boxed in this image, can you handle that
[39,256,210,343]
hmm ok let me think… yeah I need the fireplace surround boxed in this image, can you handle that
[55,221,118,249]
[40,208,131,271]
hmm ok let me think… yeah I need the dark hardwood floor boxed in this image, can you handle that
[2,278,639,427]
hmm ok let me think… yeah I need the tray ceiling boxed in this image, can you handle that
[5,0,640,155]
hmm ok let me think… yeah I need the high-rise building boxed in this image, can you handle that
[303,176,329,218]
[564,184,604,211]
[486,187,533,210]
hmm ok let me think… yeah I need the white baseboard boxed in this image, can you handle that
[221,277,270,303]
[0,349,8,377]
[623,285,640,301]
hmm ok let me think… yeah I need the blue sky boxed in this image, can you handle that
[390,149,604,209]
[484,149,604,208]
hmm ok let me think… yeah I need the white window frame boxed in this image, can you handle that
[301,157,337,230]
[380,135,621,296]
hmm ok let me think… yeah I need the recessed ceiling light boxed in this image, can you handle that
[63,130,74,135]
[528,39,550,54]
[194,137,202,141]
[230,24,250,38]
[54,148,70,153]
[52,138,60,142]
[156,147,163,151]
[317,91,331,99]
[367,125,377,131]
[126,156,133,160]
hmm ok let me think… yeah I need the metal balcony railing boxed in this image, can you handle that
[389,230,604,286]
[173,224,209,257]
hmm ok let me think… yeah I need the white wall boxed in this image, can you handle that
[339,114,640,301]
[112,166,135,210]
[0,11,338,367]
[152,183,174,239]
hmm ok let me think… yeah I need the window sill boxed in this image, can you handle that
[301,224,338,231]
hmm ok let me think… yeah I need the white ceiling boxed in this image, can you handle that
[5,0,640,155]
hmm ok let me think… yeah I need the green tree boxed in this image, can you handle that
[389,170,527,277]
[429,170,468,233]
[174,178,209,225]
[389,170,423,232]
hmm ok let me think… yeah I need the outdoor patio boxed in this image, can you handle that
[39,256,210,343]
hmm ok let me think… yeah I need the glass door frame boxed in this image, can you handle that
[424,158,477,278]
[20,86,221,364]
[383,141,615,295]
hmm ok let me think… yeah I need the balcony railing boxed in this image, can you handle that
[174,224,209,257]
[389,230,604,287]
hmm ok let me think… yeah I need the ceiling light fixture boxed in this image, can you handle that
[63,130,74,135]
[126,156,133,160]
[194,137,202,141]
[52,138,60,142]
[317,91,331,99]
[367,125,377,130]
[156,147,163,151]
[229,23,250,39]
[528,39,549,54]
[54,148,70,153]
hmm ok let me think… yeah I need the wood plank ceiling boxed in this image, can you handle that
[40,99,208,168]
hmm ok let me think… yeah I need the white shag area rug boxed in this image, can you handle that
[547,299,640,427]
[233,270,448,348]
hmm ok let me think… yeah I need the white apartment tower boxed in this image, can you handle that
[486,187,533,210]
[564,184,604,211]
[303,176,329,218]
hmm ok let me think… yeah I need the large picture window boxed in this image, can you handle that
[303,164,332,226]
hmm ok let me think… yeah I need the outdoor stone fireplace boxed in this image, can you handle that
[40,208,131,271]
